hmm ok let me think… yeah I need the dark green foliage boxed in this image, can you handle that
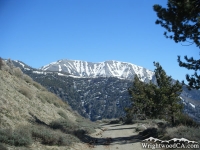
[178,55,200,90]
[127,62,183,125]
[153,0,200,89]
[153,0,200,47]
[126,75,156,119]
[153,62,183,125]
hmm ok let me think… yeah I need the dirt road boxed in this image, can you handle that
[70,123,146,150]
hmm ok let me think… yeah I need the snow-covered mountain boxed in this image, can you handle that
[40,59,155,82]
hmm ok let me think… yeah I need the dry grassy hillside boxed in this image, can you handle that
[0,59,99,150]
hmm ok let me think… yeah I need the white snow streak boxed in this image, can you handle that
[33,71,44,74]
[58,73,65,76]
[189,103,195,108]
[58,65,62,72]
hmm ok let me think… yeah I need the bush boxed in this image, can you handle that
[76,117,98,134]
[50,117,98,138]
[0,126,32,146]
[175,113,198,127]
[165,125,200,142]
[58,110,68,119]
[31,125,77,145]
[37,91,63,107]
[0,124,78,147]
[18,86,33,99]
[32,82,46,91]
[50,119,77,134]
[0,57,3,70]
[13,67,23,78]
[23,74,33,83]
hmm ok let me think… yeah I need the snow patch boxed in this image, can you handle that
[24,68,30,70]
[57,73,65,76]
[189,103,195,108]
[58,65,62,72]
[33,71,44,74]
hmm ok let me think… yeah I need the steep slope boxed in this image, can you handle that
[40,59,155,82]
[0,60,98,149]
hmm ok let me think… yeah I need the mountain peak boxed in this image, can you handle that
[40,59,155,82]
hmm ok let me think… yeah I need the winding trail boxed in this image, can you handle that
[70,123,148,150]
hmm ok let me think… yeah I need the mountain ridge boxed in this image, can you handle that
[40,59,155,82]
[8,58,200,121]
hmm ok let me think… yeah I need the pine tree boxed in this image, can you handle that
[177,55,200,90]
[153,0,200,89]
[126,75,155,119]
[126,62,183,125]
[153,62,183,125]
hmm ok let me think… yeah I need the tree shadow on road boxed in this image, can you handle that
[76,130,142,146]
[75,124,158,147]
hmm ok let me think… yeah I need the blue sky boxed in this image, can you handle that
[0,0,198,82]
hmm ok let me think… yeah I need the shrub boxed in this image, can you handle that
[23,74,33,83]
[0,124,79,147]
[32,82,46,91]
[175,113,198,127]
[37,91,63,107]
[0,126,32,146]
[0,57,3,70]
[50,117,98,140]
[11,126,33,146]
[58,110,68,119]
[13,67,23,78]
[18,86,33,99]
[165,125,200,142]
[31,125,77,145]
[76,117,98,134]
[50,119,77,134]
